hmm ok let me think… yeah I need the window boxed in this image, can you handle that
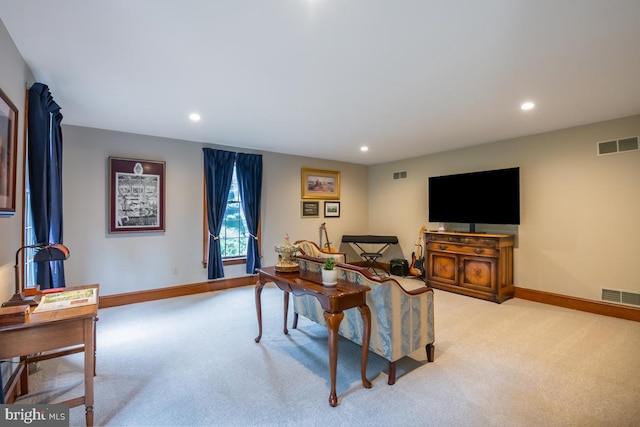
[202,148,262,277]
[220,167,248,258]
[23,170,37,289]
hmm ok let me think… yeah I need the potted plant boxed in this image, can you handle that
[321,257,338,287]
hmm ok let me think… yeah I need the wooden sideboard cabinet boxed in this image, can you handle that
[425,231,515,303]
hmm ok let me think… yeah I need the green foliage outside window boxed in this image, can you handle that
[221,169,248,258]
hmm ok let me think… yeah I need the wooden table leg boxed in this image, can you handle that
[19,355,28,396]
[357,304,372,388]
[323,311,344,407]
[283,291,289,335]
[93,317,99,376]
[84,317,95,427]
[254,278,266,343]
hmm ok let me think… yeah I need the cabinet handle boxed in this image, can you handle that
[473,248,484,254]
[439,244,448,250]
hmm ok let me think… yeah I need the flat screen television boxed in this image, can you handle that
[428,167,520,232]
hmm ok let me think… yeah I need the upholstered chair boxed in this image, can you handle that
[294,240,347,264]
[292,256,435,385]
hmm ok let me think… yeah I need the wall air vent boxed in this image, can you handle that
[597,136,639,156]
[601,288,640,307]
[393,171,408,180]
[618,137,639,152]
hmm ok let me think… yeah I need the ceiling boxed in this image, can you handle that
[1,1,639,165]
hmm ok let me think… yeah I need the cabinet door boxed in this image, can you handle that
[428,251,458,286]
[459,255,497,292]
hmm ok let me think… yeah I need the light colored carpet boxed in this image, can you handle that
[15,283,640,427]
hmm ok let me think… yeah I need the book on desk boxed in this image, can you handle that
[33,287,98,313]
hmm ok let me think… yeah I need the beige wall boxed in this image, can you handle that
[61,125,369,295]
[369,115,640,301]
[0,19,33,303]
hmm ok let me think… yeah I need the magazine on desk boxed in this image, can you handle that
[34,288,97,312]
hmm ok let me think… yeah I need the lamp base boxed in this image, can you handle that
[2,292,39,307]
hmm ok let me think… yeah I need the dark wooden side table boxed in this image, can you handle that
[255,267,371,407]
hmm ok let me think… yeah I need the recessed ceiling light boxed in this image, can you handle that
[189,112,201,122]
[520,102,535,111]
[360,146,369,152]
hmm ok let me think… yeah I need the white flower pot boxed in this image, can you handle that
[321,269,338,287]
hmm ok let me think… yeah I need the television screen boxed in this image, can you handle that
[428,167,520,227]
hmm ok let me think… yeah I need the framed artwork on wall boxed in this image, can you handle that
[0,88,18,215]
[109,157,165,233]
[301,201,320,218]
[324,201,340,218]
[301,168,340,199]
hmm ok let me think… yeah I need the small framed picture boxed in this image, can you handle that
[301,200,319,218]
[324,201,340,218]
[0,88,18,215]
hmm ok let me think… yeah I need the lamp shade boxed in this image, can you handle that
[33,244,70,262]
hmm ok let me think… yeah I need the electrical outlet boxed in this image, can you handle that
[172,266,178,275]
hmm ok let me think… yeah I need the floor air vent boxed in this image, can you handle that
[602,288,640,307]
[597,136,639,156]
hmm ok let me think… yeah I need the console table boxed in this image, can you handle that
[0,284,99,426]
[425,231,515,303]
[255,267,371,407]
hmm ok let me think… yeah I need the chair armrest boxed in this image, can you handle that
[398,286,432,296]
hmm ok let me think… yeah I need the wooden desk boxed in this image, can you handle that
[0,284,99,426]
[255,267,371,407]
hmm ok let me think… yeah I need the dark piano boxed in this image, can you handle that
[340,235,399,275]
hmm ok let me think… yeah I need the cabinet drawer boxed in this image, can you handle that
[427,242,499,257]
[426,234,499,248]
